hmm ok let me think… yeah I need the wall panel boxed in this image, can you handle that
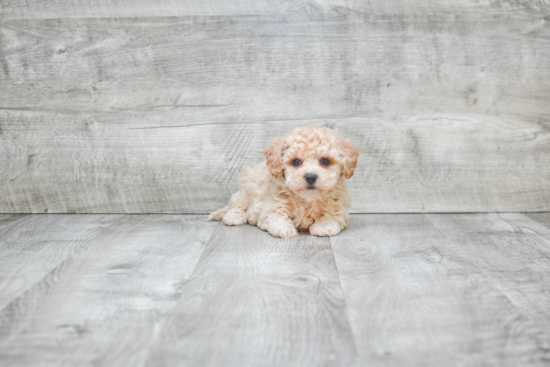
[1,10,549,213]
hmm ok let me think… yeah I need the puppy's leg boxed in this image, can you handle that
[245,202,261,226]
[222,191,248,226]
[309,214,349,237]
[268,216,298,238]
[208,205,230,221]
[223,209,246,226]
[258,211,298,239]
[309,219,341,237]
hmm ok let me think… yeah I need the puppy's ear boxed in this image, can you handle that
[338,138,360,179]
[264,137,286,179]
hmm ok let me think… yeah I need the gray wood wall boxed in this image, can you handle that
[1,1,549,213]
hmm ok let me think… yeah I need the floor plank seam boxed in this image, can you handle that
[425,214,550,348]
[0,215,137,314]
[327,236,361,365]
[137,218,223,365]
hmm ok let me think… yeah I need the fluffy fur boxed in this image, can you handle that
[208,126,359,238]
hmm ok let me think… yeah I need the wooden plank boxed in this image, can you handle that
[426,213,550,340]
[524,213,550,229]
[330,214,550,366]
[0,214,120,311]
[1,112,548,213]
[2,0,549,19]
[0,214,26,228]
[1,14,549,214]
[145,224,356,367]
[1,15,549,115]
[0,215,217,366]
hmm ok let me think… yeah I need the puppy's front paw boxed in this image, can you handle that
[309,221,341,237]
[208,208,227,221]
[270,222,298,239]
[223,209,247,226]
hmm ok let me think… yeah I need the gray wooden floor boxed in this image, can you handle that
[1,213,550,366]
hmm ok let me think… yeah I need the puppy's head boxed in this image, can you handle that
[264,126,359,198]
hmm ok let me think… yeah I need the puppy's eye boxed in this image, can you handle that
[292,159,302,167]
[321,158,330,166]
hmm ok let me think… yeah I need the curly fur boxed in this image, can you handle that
[208,126,359,238]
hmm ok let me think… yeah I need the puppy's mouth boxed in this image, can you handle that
[296,185,324,198]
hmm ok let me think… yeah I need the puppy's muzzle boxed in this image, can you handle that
[304,173,318,185]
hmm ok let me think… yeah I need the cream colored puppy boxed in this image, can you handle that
[208,125,359,238]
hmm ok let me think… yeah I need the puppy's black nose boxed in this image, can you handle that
[304,173,317,185]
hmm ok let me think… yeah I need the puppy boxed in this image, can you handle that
[208,126,359,238]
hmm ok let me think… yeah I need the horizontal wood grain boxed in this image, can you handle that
[1,112,549,213]
[0,215,217,366]
[1,13,549,213]
[1,15,549,115]
[2,0,549,19]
